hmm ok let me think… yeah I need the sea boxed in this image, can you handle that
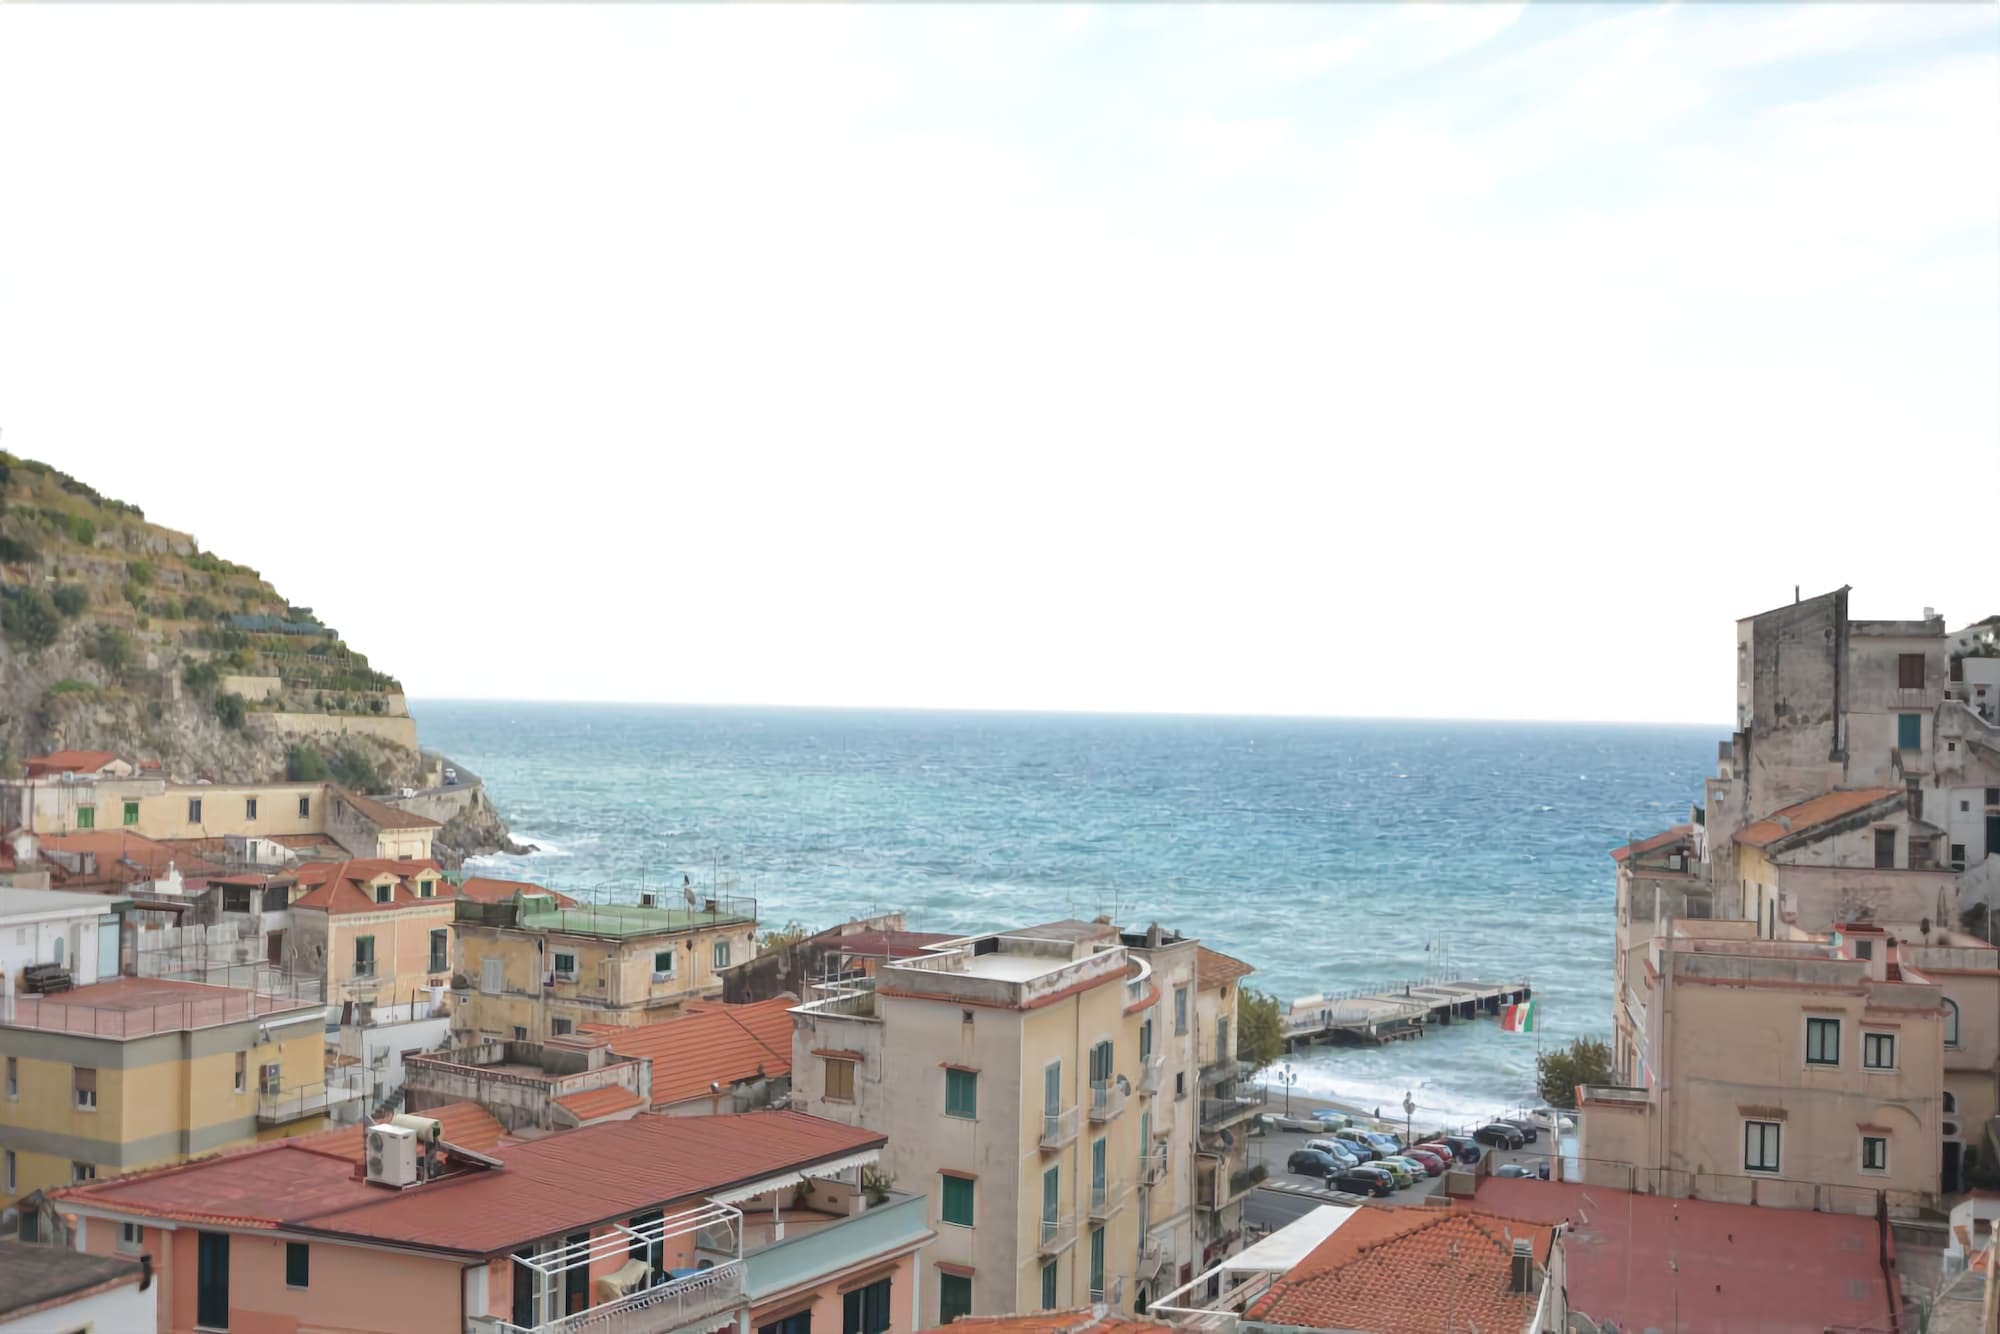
[415,702,1720,1130]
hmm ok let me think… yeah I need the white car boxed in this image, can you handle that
[1531,1109,1576,1133]
[1259,1112,1323,1134]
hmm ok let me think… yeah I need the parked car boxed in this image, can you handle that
[1439,1135,1483,1162]
[1260,1112,1322,1134]
[1362,1131,1404,1156]
[1495,1116,1539,1143]
[1333,1170,1393,1198]
[1531,1108,1576,1133]
[1474,1123,1526,1149]
[1495,1163,1537,1178]
[1331,1130,1380,1161]
[1381,1156,1433,1183]
[1400,1147,1447,1176]
[1346,1164,1398,1195]
[1304,1139,1360,1168]
[1370,1158,1417,1189]
[1287,1149,1346,1179]
[1418,1140,1468,1167]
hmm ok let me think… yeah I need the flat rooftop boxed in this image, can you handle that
[1,976,320,1039]
[0,886,124,917]
[0,1240,146,1319]
[519,904,754,938]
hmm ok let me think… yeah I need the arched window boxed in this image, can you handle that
[1944,1091,1957,1115]
[1944,999,1960,1049]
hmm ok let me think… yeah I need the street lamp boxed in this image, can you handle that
[1277,1063,1299,1116]
[1403,1091,1416,1146]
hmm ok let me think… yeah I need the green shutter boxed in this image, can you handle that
[122,801,139,826]
[941,1174,975,1226]
[939,1273,972,1325]
[76,806,95,830]
[946,1069,977,1119]
[1040,1262,1057,1310]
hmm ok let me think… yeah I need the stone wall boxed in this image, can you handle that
[252,710,420,750]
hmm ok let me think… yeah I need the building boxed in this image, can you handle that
[1584,918,1946,1212]
[21,751,135,782]
[457,876,578,909]
[49,1110,932,1334]
[0,886,123,992]
[286,859,457,1010]
[0,976,335,1209]
[725,914,957,1005]
[790,919,1247,1326]
[0,1238,154,1330]
[452,893,758,1043]
[1189,945,1259,1274]
[402,1031,652,1135]
[598,996,797,1115]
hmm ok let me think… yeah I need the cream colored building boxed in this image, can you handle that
[789,919,1251,1327]
[452,894,758,1044]
[285,860,459,1010]
[1583,918,1947,1215]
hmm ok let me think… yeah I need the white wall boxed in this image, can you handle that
[0,899,119,987]
[0,1275,156,1332]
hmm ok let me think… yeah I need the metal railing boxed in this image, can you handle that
[1090,1276,1124,1308]
[1040,1106,1081,1151]
[1198,1085,1266,1129]
[1089,1079,1126,1122]
[1139,1145,1169,1188]
[1,987,322,1038]
[1198,1059,1252,1088]
[473,1260,746,1334]
[1138,1238,1170,1281]
[257,1068,369,1124]
[1038,1213,1077,1256]
[1089,1179,1127,1221]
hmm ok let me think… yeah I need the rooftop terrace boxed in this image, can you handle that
[0,976,322,1039]
[514,897,756,939]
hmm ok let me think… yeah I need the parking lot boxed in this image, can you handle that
[1244,1113,1557,1229]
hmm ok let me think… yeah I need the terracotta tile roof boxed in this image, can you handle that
[829,929,955,960]
[52,1142,379,1229]
[291,859,453,914]
[332,787,442,831]
[554,1085,644,1121]
[1611,824,1692,862]
[597,997,796,1107]
[944,1313,1164,1334]
[1197,946,1256,989]
[458,876,577,908]
[1734,788,1902,849]
[23,749,122,777]
[1475,1177,1894,1332]
[286,1102,507,1162]
[36,831,225,883]
[1246,1206,1554,1334]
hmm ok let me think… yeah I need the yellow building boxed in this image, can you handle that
[284,860,460,1008]
[0,976,333,1209]
[452,894,759,1044]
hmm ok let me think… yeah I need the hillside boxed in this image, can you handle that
[0,452,511,859]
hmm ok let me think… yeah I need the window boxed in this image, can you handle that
[512,1026,528,1041]
[119,1222,142,1253]
[76,804,95,830]
[3,1149,12,1192]
[554,951,577,979]
[1899,653,1926,689]
[1953,844,1968,871]
[73,1066,97,1110]
[481,958,503,994]
[1744,1120,1781,1174]
[761,1315,812,1334]
[713,940,732,970]
[234,1052,246,1093]
[1088,1040,1113,1087]
[941,1173,975,1226]
[5,1055,15,1098]
[652,950,676,980]
[1945,999,1960,1048]
[1174,986,1188,1035]
[1089,1226,1105,1300]
[260,1063,280,1095]
[1806,1017,1840,1066]
[939,1272,972,1325]
[354,936,376,977]
[1913,840,1936,871]
[551,1018,573,1037]
[1874,828,1897,869]
[825,1057,856,1102]
[197,1231,229,1330]
[1856,940,1874,961]
[1040,1261,1058,1311]
[286,1242,309,1288]
[374,884,392,905]
[1139,1019,1153,1064]
[418,879,435,898]
[843,1278,892,1334]
[245,798,258,821]
[71,1161,96,1183]
[1864,1032,1896,1070]
[298,795,310,818]
[123,800,139,826]
[628,1208,665,1276]
[428,929,448,974]
[188,797,203,824]
[16,1210,35,1244]
[1862,1136,1888,1173]
[1898,714,1922,751]
[1175,1071,1186,1099]
[946,1068,978,1119]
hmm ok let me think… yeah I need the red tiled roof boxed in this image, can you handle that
[596,997,796,1107]
[1197,947,1255,989]
[554,1086,644,1121]
[332,787,441,831]
[828,929,955,960]
[458,876,577,908]
[53,1143,378,1229]
[24,750,122,777]
[36,831,224,884]
[1735,788,1901,849]
[1474,1177,1895,1332]
[291,859,452,914]
[286,1102,507,1162]
[1246,1206,1554,1334]
[945,1313,1164,1334]
[1611,824,1692,862]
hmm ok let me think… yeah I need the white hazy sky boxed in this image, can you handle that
[2,5,1996,725]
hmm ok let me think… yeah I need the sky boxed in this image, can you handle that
[1,5,1995,725]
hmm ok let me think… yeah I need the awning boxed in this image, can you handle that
[707,1150,881,1206]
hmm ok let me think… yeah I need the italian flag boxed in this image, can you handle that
[1500,1000,1536,1033]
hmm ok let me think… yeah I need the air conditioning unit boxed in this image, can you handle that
[639,892,657,908]
[366,1124,420,1187]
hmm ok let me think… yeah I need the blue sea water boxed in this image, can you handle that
[414,703,1719,1127]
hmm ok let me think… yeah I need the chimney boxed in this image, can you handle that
[1510,1238,1536,1294]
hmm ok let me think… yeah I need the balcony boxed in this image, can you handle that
[743,1193,932,1305]
[473,1260,746,1334]
[1139,1053,1164,1096]
[1088,1179,1127,1222]
[1138,1237,1170,1282]
[1198,1085,1266,1131]
[1198,1058,1253,1089]
[1138,1145,1169,1189]
[257,1069,368,1125]
[1196,1159,1265,1210]
[1040,1106,1081,1151]
[1090,1276,1124,1309]
[1089,1079,1127,1123]
[1038,1213,1077,1257]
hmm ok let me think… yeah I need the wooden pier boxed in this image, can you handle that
[1281,975,1532,1047]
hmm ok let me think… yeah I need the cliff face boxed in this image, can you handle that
[0,454,507,858]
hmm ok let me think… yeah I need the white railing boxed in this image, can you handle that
[1090,1276,1124,1308]
[474,1261,746,1334]
[1038,1213,1077,1256]
[1139,1146,1169,1188]
[1089,1179,1127,1221]
[257,1067,368,1124]
[1040,1106,1080,1150]
[1089,1079,1126,1122]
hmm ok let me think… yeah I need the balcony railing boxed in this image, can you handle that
[473,1260,746,1334]
[1139,1053,1164,1096]
[1090,1276,1124,1309]
[1198,1085,1266,1129]
[1199,1059,1253,1089]
[1040,1106,1081,1151]
[1088,1179,1127,1222]
[1138,1238,1170,1281]
[257,1068,369,1125]
[1139,1145,1169,1189]
[1089,1079,1126,1123]
[1038,1213,1077,1256]
[1197,1159,1266,1210]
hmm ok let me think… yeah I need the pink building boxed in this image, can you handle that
[49,1110,933,1334]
